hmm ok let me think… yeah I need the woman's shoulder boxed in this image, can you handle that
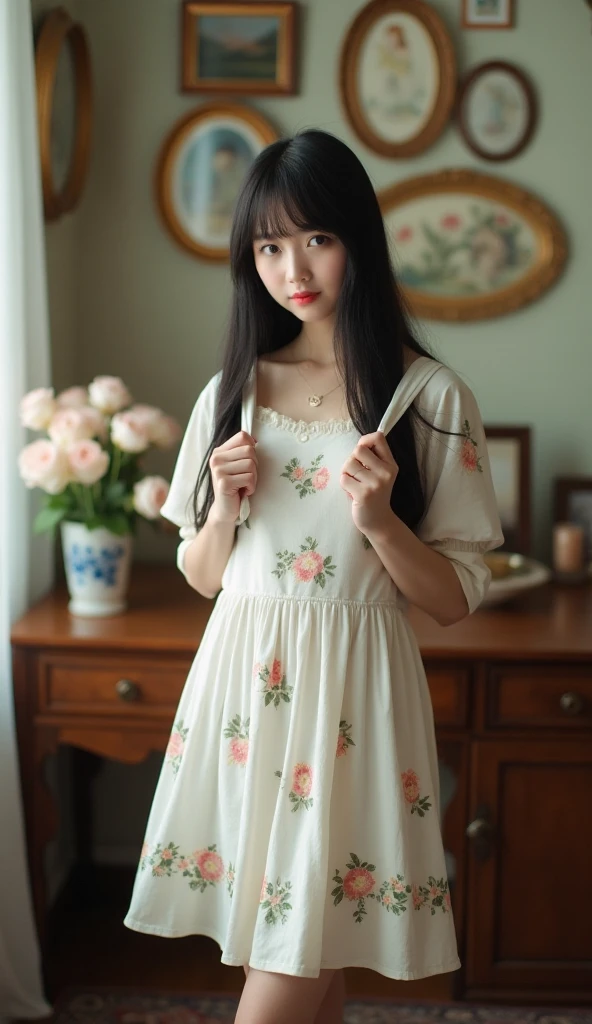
[416,360,480,417]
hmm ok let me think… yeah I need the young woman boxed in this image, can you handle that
[124,129,503,1024]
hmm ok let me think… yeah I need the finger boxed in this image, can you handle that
[212,445,257,465]
[217,431,257,451]
[340,472,364,500]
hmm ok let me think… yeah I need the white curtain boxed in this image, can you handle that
[0,0,54,1018]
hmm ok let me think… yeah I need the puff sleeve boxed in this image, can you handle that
[413,368,504,614]
[159,371,221,579]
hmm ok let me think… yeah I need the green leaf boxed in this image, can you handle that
[33,506,67,534]
[100,513,132,535]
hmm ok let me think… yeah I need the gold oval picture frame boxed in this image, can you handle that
[379,169,568,322]
[156,102,277,262]
[339,0,456,158]
[35,7,93,221]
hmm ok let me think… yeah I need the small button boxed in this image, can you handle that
[299,433,309,443]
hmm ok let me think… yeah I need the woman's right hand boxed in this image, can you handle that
[208,430,258,524]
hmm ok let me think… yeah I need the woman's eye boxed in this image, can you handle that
[260,243,280,255]
[309,234,330,247]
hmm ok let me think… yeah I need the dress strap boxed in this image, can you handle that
[377,356,443,436]
[236,363,257,525]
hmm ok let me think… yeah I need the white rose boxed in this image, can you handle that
[48,407,107,446]
[88,375,132,415]
[67,440,110,485]
[56,386,88,408]
[111,411,150,453]
[20,387,57,430]
[18,439,72,494]
[133,476,170,520]
[129,405,182,449]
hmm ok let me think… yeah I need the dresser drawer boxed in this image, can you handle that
[38,653,192,718]
[425,665,470,728]
[487,664,592,729]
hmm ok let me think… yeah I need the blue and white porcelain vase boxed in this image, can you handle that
[61,521,132,617]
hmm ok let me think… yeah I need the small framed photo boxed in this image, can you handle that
[484,426,531,554]
[462,0,514,29]
[457,61,536,161]
[181,1,298,95]
[554,477,592,564]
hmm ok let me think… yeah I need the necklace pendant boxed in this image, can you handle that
[309,394,322,407]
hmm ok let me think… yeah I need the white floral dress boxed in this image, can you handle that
[124,356,503,980]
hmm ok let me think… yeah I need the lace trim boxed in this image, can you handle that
[254,405,356,436]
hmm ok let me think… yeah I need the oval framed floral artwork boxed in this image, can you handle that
[339,0,456,158]
[156,102,277,261]
[457,61,537,161]
[379,169,568,321]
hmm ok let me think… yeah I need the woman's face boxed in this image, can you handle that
[252,217,347,323]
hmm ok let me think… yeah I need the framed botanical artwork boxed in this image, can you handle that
[484,427,531,554]
[462,0,514,29]
[457,61,536,161]
[181,1,298,95]
[339,0,456,158]
[378,169,568,322]
[35,7,93,221]
[156,102,277,262]
[554,477,592,564]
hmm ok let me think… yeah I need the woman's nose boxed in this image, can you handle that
[286,252,310,283]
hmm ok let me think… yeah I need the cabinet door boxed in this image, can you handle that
[465,739,592,999]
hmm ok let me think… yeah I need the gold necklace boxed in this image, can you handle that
[295,363,343,408]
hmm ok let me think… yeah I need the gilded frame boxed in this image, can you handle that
[378,169,568,322]
[339,0,456,158]
[35,7,93,221]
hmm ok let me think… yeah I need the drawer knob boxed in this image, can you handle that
[115,678,139,702]
[559,691,584,716]
[466,806,495,861]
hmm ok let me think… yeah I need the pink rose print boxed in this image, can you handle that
[413,876,451,914]
[441,214,462,230]
[273,536,336,588]
[336,718,355,759]
[260,876,294,925]
[332,859,448,922]
[412,884,425,910]
[165,719,189,776]
[312,467,330,491]
[223,714,250,764]
[461,420,483,473]
[395,226,413,244]
[289,762,314,811]
[226,863,235,898]
[260,875,268,902]
[254,660,294,708]
[194,847,225,883]
[139,840,231,895]
[401,769,432,817]
[344,867,376,901]
[281,454,330,498]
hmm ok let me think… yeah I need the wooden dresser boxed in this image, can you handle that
[11,565,592,1003]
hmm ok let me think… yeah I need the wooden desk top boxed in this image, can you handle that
[10,563,592,661]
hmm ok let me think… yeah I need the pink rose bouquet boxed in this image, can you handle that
[18,376,181,535]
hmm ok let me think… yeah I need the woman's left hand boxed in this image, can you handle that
[339,430,399,535]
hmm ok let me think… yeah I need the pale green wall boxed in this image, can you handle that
[39,0,592,872]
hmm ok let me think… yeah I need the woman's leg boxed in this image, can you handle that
[312,968,346,1024]
[235,965,337,1024]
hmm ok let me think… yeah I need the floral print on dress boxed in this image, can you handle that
[281,454,330,498]
[165,720,189,776]
[139,841,232,896]
[332,853,451,923]
[272,536,336,588]
[401,769,432,817]
[289,763,313,811]
[254,659,293,708]
[260,875,293,925]
[336,719,356,758]
[223,714,250,765]
[461,420,483,473]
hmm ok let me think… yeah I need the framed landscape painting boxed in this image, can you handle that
[182,1,297,94]
[462,0,513,29]
[156,102,277,261]
[379,169,567,321]
[339,0,456,158]
[457,61,536,161]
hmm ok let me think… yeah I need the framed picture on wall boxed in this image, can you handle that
[484,426,531,554]
[457,61,537,161]
[554,477,592,564]
[156,101,277,262]
[378,169,568,322]
[339,0,456,158]
[462,0,514,29]
[181,1,298,94]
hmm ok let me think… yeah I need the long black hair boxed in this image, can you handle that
[192,128,437,532]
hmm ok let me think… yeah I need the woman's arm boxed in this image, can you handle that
[181,505,237,599]
[364,512,469,626]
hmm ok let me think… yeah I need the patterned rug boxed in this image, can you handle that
[49,988,592,1024]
